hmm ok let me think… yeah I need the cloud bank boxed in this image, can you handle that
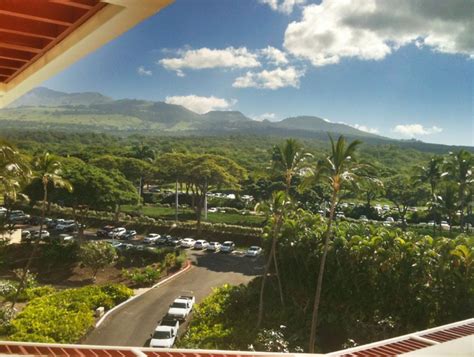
[164,95,236,114]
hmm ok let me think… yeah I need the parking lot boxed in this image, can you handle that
[83,249,263,347]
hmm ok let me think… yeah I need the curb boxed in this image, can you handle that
[95,260,192,328]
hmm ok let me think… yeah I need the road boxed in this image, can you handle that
[83,249,263,347]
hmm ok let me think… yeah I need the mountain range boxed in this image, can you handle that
[1,87,381,138]
[1,87,470,153]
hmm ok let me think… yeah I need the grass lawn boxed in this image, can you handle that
[122,205,266,227]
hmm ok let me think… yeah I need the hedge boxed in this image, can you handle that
[9,284,133,343]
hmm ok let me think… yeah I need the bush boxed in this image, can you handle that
[24,286,56,300]
[122,265,161,287]
[9,284,132,343]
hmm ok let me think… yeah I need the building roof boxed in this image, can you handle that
[0,0,174,108]
[0,318,472,356]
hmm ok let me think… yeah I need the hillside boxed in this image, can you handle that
[1,87,471,154]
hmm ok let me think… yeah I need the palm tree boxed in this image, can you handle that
[11,152,72,309]
[132,144,155,200]
[269,139,311,306]
[255,190,291,328]
[303,135,362,353]
[0,142,31,234]
[443,150,474,230]
[271,138,312,196]
[414,157,443,233]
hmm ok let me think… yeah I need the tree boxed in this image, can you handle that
[438,182,458,231]
[414,157,443,231]
[443,150,474,229]
[79,241,117,280]
[11,153,72,309]
[302,135,363,353]
[271,139,312,196]
[269,139,311,307]
[255,191,291,328]
[155,153,191,222]
[385,175,428,228]
[185,155,246,233]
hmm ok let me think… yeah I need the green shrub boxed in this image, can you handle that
[122,265,162,287]
[9,284,132,343]
[24,286,56,300]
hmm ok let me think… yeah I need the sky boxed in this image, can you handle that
[44,0,473,146]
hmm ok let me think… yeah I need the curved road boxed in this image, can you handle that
[84,250,262,347]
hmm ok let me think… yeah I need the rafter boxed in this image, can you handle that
[0,42,42,54]
[0,58,24,69]
[0,15,63,40]
[0,2,86,27]
[0,48,34,62]
[49,0,95,10]
[0,68,15,76]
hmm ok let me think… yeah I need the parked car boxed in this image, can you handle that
[56,220,77,232]
[123,230,137,240]
[180,238,196,248]
[149,325,177,348]
[58,233,74,243]
[96,225,115,238]
[427,220,436,227]
[9,210,30,224]
[159,315,180,335]
[156,235,170,245]
[208,207,218,213]
[194,239,209,249]
[167,298,192,320]
[167,237,181,247]
[21,230,31,242]
[359,215,368,222]
[32,230,50,240]
[178,294,195,309]
[220,241,235,253]
[383,217,395,226]
[336,212,345,219]
[0,207,6,216]
[245,246,262,257]
[440,221,450,230]
[108,227,126,238]
[143,233,161,244]
[206,241,221,252]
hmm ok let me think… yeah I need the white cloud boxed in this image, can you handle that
[164,95,237,114]
[260,0,307,14]
[352,124,379,134]
[393,124,443,136]
[233,66,304,89]
[137,66,152,76]
[252,112,277,121]
[159,47,260,75]
[261,46,288,65]
[284,0,474,67]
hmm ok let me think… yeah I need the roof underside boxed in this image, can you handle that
[0,0,174,108]
[0,0,106,85]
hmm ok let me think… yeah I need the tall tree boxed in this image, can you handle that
[271,139,312,196]
[12,152,72,309]
[255,191,291,328]
[270,139,311,306]
[0,141,30,236]
[302,135,363,353]
[443,150,474,230]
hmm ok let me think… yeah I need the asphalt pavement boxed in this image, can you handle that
[83,249,263,347]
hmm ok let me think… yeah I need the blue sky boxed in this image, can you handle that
[44,0,473,146]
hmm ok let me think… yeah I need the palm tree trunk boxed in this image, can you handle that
[273,244,284,306]
[175,179,179,222]
[257,215,280,328]
[308,189,337,353]
[11,182,47,309]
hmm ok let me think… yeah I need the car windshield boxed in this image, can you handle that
[171,302,187,308]
[223,242,232,246]
[152,330,171,339]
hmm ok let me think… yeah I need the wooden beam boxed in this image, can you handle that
[49,0,95,10]
[0,68,15,76]
[0,42,42,54]
[0,65,19,71]
[0,15,63,40]
[0,58,24,69]
[0,48,34,62]
[0,32,50,51]
[0,2,86,27]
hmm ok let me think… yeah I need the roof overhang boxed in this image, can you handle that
[0,0,174,108]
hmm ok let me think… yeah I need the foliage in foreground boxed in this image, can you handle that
[9,284,132,343]
[179,219,474,352]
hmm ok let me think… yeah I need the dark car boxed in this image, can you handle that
[123,230,137,240]
[167,237,181,247]
[96,225,115,238]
